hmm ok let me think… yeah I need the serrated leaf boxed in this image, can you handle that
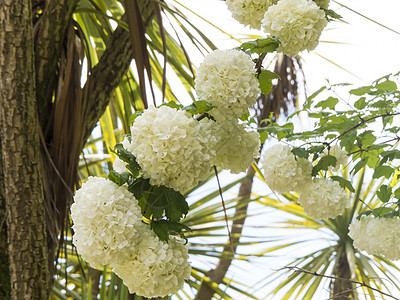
[160,101,183,110]
[324,8,342,19]
[259,70,280,95]
[330,176,355,192]
[291,147,309,159]
[128,177,150,200]
[372,207,394,217]
[151,220,191,242]
[377,184,392,203]
[312,155,337,176]
[315,97,338,110]
[108,171,131,186]
[239,37,280,54]
[111,143,140,175]
[373,165,394,179]
[304,86,326,109]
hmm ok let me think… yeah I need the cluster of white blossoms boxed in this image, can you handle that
[130,106,212,193]
[322,145,348,171]
[298,178,349,219]
[261,144,350,219]
[261,0,328,56]
[195,49,260,121]
[113,236,191,297]
[226,0,278,29]
[205,120,261,174]
[71,177,191,297]
[71,177,143,268]
[260,144,312,193]
[349,216,400,260]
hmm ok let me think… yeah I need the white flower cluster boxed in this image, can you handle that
[226,0,278,29]
[113,236,191,297]
[261,0,328,56]
[322,145,348,172]
[71,177,143,268]
[195,49,260,121]
[314,0,330,9]
[205,120,261,174]
[298,178,350,219]
[71,177,191,297]
[260,144,312,193]
[130,106,212,193]
[349,216,400,260]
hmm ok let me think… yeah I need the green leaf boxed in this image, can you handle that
[258,123,293,140]
[330,176,355,192]
[376,184,392,203]
[129,110,143,123]
[372,207,394,217]
[323,8,342,19]
[375,80,397,91]
[315,97,338,110]
[183,100,214,115]
[373,165,394,179]
[304,86,326,109]
[312,155,337,176]
[351,157,368,175]
[128,177,151,200]
[146,186,188,222]
[108,171,131,186]
[151,220,191,242]
[394,188,400,199]
[111,143,140,176]
[354,97,367,109]
[291,147,309,159]
[238,37,279,54]
[349,85,373,96]
[160,101,183,110]
[259,70,280,95]
[357,131,376,148]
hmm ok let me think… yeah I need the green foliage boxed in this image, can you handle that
[258,70,280,95]
[237,37,280,54]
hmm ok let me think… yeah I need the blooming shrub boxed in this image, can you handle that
[298,178,349,219]
[261,0,328,56]
[130,106,212,193]
[349,216,400,260]
[195,49,260,121]
[261,144,312,193]
[226,0,278,29]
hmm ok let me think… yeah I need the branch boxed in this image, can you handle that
[34,0,78,128]
[286,266,399,300]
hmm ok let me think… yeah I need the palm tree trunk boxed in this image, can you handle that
[332,247,354,299]
[0,0,50,298]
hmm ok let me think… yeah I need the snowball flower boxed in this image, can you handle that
[204,119,260,173]
[71,177,143,268]
[113,235,191,297]
[322,145,348,171]
[195,49,260,121]
[226,0,278,29]
[261,144,312,193]
[261,0,328,56]
[314,0,329,9]
[349,216,400,260]
[299,178,349,219]
[130,106,212,193]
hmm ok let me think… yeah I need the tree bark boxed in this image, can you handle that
[332,245,354,300]
[0,0,49,298]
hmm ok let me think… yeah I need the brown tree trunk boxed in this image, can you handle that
[332,245,354,299]
[0,0,50,298]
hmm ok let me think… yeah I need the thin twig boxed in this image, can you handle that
[213,166,234,254]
